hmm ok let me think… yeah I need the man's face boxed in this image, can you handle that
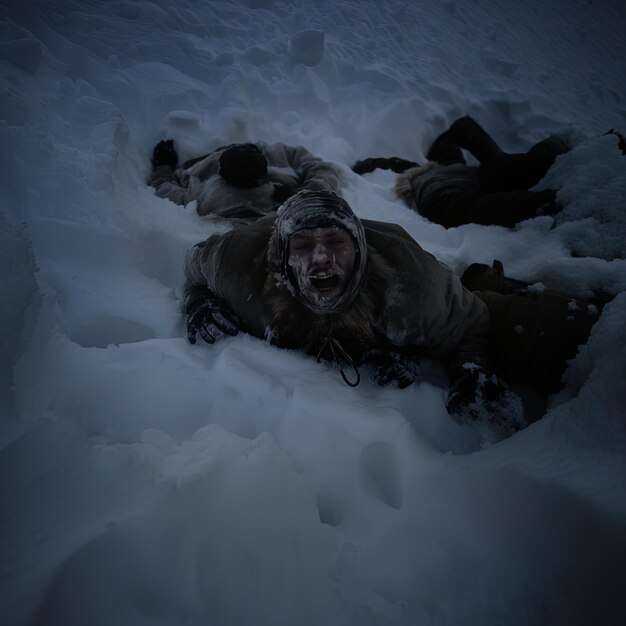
[287,226,357,309]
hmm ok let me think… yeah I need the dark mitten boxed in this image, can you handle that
[385,157,420,173]
[186,290,240,345]
[352,158,377,175]
[445,366,525,435]
[353,157,419,175]
[152,139,178,169]
[371,351,421,389]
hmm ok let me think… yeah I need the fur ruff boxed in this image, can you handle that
[395,161,439,209]
[263,246,395,359]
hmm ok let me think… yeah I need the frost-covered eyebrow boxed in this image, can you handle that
[290,226,345,240]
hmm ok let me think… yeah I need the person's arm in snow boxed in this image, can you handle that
[279,143,342,193]
[149,139,189,207]
[183,239,241,345]
[184,281,240,344]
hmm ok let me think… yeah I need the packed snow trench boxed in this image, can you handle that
[2,1,626,624]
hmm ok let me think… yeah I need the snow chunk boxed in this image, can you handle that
[163,110,201,131]
[527,282,546,293]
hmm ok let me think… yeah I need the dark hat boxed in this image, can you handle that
[218,143,268,188]
[275,189,366,238]
[268,189,368,314]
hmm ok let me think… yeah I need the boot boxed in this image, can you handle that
[460,260,529,294]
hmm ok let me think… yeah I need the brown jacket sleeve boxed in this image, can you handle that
[363,220,491,358]
[184,217,277,338]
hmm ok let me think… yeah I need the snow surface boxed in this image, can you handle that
[2,0,626,624]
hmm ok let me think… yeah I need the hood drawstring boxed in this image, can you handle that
[316,335,361,387]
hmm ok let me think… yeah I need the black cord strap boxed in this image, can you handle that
[316,336,361,387]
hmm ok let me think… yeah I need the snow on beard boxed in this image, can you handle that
[287,228,352,311]
[270,189,368,315]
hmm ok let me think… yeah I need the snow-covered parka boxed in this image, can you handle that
[184,198,491,370]
[151,141,342,218]
[395,161,557,228]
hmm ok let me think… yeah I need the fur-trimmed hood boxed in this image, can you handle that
[185,213,490,378]
[267,189,369,316]
[263,243,395,360]
[395,161,439,209]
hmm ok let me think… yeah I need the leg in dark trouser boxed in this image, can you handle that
[427,115,505,166]
[479,135,570,192]
[446,116,505,162]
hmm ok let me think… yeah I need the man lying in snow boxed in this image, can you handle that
[353,115,571,228]
[150,138,342,219]
[183,189,602,437]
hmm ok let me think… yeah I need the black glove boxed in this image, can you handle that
[152,139,178,169]
[369,351,420,389]
[445,366,525,434]
[352,157,418,175]
[353,158,379,175]
[186,292,241,345]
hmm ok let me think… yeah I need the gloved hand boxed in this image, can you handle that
[152,139,178,169]
[186,292,241,345]
[352,157,418,175]
[445,366,525,434]
[370,351,420,389]
[352,158,380,175]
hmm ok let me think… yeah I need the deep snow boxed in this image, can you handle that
[1,1,626,625]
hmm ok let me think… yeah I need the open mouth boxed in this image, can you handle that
[310,273,340,291]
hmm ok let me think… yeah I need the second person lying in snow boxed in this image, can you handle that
[150,139,342,219]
